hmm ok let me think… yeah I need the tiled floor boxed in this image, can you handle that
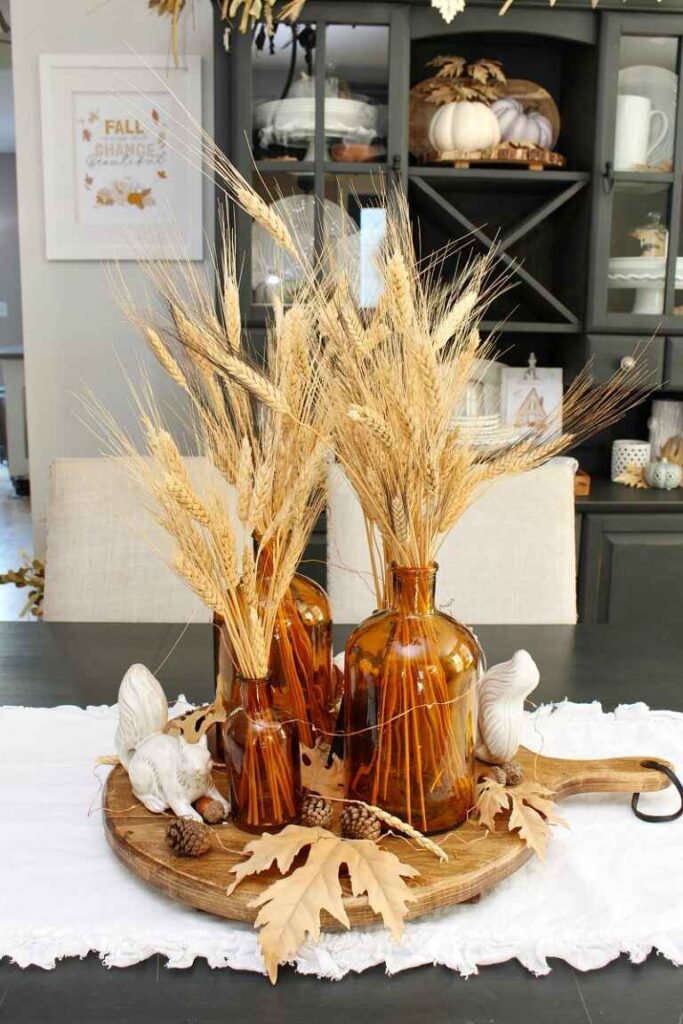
[0,463,35,620]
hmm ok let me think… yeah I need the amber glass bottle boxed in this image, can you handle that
[222,675,301,832]
[269,571,337,748]
[344,564,479,834]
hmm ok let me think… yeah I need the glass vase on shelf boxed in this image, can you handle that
[344,563,480,835]
[222,674,301,832]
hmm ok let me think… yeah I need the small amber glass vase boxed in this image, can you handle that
[344,564,479,834]
[222,675,301,832]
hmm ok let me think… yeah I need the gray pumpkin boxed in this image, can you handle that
[644,458,682,490]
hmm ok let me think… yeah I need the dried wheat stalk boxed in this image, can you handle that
[100,216,328,680]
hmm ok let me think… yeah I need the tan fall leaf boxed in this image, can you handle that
[300,741,345,798]
[614,463,648,489]
[428,54,467,79]
[231,826,419,983]
[226,824,329,895]
[250,836,351,982]
[344,838,419,938]
[507,783,568,860]
[474,777,510,830]
[165,701,227,744]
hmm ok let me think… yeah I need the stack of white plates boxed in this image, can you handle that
[451,415,522,448]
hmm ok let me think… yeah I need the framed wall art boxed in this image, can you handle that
[39,54,202,260]
[501,356,563,439]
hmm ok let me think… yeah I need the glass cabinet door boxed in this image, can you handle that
[591,15,683,330]
[240,2,407,319]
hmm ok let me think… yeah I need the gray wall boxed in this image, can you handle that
[0,153,21,348]
[10,0,215,552]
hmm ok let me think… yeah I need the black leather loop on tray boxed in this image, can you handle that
[631,760,683,823]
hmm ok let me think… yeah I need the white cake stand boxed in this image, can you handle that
[608,256,683,314]
[255,97,378,161]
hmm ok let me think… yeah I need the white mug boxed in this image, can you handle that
[614,94,668,170]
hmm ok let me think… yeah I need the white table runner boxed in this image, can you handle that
[2,699,682,980]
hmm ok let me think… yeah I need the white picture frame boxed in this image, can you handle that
[39,54,203,261]
[501,363,563,439]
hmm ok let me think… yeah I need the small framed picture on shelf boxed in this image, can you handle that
[39,54,203,261]
[501,357,563,439]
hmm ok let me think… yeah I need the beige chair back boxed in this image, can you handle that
[43,457,239,623]
[327,459,577,625]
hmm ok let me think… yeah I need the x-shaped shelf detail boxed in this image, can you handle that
[409,172,591,327]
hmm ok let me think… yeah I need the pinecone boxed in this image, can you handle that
[478,765,506,785]
[341,804,382,842]
[300,793,333,829]
[502,760,524,787]
[166,817,211,857]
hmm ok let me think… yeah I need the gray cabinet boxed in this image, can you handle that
[579,512,683,623]
[215,1,683,607]
[582,334,665,384]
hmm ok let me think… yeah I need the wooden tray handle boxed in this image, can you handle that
[517,748,674,799]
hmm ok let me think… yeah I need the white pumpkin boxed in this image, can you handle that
[428,101,501,154]
[491,97,554,149]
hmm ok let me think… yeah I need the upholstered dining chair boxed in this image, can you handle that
[43,457,240,623]
[327,458,578,625]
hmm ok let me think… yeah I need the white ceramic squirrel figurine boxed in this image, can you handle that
[476,650,540,765]
[115,664,230,822]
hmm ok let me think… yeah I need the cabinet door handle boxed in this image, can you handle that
[620,355,636,371]
[603,161,615,194]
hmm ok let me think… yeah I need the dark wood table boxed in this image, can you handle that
[2,621,682,1024]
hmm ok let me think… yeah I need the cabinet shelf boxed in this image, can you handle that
[255,161,391,175]
[409,167,591,186]
[612,172,675,185]
[481,321,582,334]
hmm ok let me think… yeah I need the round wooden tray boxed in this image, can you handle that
[104,749,670,930]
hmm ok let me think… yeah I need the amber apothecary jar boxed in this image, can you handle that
[344,564,479,834]
[222,675,301,832]
[214,567,337,749]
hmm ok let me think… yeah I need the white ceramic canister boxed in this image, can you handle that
[611,438,651,481]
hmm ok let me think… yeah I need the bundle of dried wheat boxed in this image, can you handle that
[308,190,652,604]
[104,232,327,681]
[116,94,654,610]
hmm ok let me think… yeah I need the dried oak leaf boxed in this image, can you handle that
[614,463,648,489]
[300,741,344,798]
[228,825,419,983]
[507,783,568,861]
[474,777,510,830]
[428,55,467,79]
[227,824,329,894]
[469,58,506,84]
[474,779,567,860]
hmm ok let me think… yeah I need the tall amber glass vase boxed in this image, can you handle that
[269,571,337,748]
[344,564,479,834]
[222,675,301,832]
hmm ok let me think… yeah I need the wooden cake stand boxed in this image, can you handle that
[104,750,671,930]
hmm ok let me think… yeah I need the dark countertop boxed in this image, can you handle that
[576,477,683,513]
[2,620,681,711]
[1,620,682,1024]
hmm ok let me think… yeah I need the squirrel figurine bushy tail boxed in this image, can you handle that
[115,664,229,822]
